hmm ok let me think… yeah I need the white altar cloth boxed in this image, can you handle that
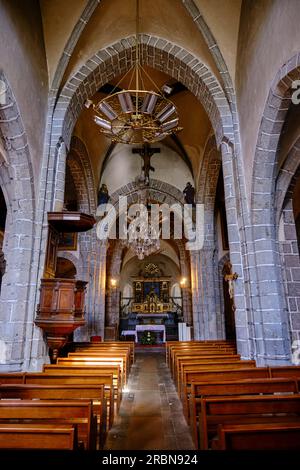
[135,324,166,343]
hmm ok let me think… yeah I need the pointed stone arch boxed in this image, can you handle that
[0,72,44,371]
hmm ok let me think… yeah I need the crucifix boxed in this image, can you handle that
[132,143,160,182]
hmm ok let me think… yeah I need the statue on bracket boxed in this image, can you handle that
[97,183,109,207]
[183,182,195,207]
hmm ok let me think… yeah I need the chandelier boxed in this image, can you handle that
[122,187,160,260]
[85,0,182,145]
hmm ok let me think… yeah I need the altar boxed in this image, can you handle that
[135,324,166,343]
[119,264,178,343]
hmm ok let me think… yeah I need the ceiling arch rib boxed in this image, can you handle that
[55,35,233,154]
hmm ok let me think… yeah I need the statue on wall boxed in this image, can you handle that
[97,183,109,206]
[222,260,238,300]
[183,182,195,206]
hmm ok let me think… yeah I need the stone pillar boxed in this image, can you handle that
[220,141,252,359]
[53,140,67,211]
[93,240,107,338]
[190,249,220,340]
[178,247,192,325]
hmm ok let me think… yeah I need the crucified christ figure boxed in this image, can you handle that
[132,143,160,183]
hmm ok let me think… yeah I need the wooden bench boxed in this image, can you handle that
[189,377,299,447]
[170,347,238,374]
[177,359,255,391]
[215,422,300,450]
[174,354,241,383]
[74,341,135,364]
[0,383,107,448]
[199,394,300,449]
[25,372,115,428]
[0,373,24,384]
[0,423,78,450]
[43,364,122,408]
[168,345,237,369]
[181,362,259,401]
[270,366,300,378]
[57,357,126,381]
[63,353,129,382]
[71,347,132,366]
[166,340,236,364]
[0,399,96,450]
[166,341,236,367]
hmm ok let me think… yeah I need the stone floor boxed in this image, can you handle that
[104,347,195,450]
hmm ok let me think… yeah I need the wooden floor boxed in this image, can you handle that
[104,348,195,450]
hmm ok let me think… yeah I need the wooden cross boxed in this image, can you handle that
[132,143,160,181]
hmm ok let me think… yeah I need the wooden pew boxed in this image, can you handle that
[215,422,300,450]
[270,366,300,378]
[0,400,96,450]
[0,383,107,448]
[189,378,299,447]
[25,372,115,429]
[43,364,122,408]
[177,359,254,391]
[166,341,237,367]
[64,352,129,382]
[174,354,241,383]
[74,341,135,364]
[0,373,25,384]
[181,362,259,401]
[166,340,236,365]
[170,347,238,375]
[0,423,78,450]
[199,394,300,449]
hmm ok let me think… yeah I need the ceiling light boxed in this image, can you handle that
[85,0,182,145]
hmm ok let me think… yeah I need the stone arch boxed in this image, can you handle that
[103,180,194,328]
[50,0,101,95]
[70,136,97,214]
[249,56,300,364]
[56,251,83,280]
[251,54,300,216]
[0,72,42,371]
[182,0,235,108]
[48,34,249,353]
[53,34,232,154]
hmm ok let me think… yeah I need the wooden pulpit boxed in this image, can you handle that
[35,212,95,362]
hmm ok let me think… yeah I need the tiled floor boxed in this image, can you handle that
[104,347,195,450]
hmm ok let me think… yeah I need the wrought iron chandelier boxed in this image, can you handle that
[85,0,182,145]
[122,186,160,260]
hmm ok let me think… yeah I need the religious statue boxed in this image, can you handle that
[146,288,159,313]
[222,260,238,300]
[97,183,109,206]
[132,143,160,184]
[183,182,195,206]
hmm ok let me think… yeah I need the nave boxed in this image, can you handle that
[0,339,300,451]
[105,348,194,450]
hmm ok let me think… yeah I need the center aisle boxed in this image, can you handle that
[104,347,195,450]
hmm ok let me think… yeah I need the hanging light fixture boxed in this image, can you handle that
[85,0,182,145]
[121,187,161,260]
